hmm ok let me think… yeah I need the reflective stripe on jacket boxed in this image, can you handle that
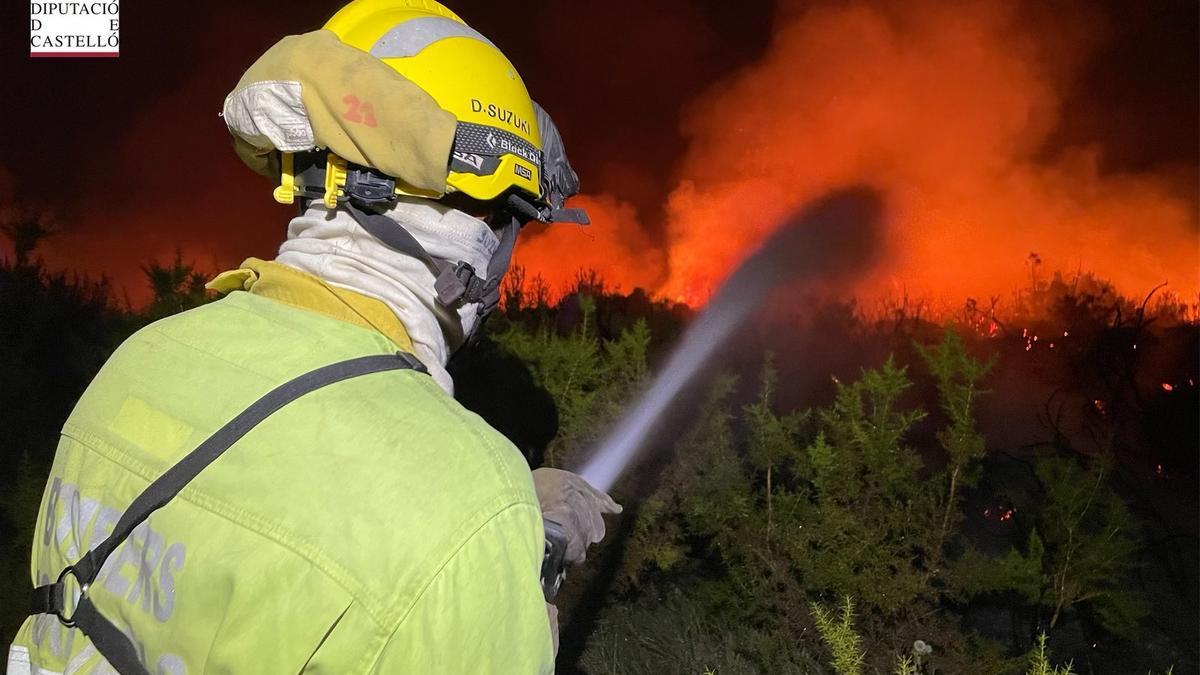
[9,289,553,674]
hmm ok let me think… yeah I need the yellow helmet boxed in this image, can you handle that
[227,0,587,323]
[325,0,544,205]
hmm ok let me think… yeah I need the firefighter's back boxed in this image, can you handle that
[9,291,553,674]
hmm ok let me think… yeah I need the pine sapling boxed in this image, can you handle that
[811,595,866,675]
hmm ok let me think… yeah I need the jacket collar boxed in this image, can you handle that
[207,257,416,355]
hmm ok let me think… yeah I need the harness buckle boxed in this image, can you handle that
[53,565,90,628]
[345,167,398,207]
[434,261,491,309]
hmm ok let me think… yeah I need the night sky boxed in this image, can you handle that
[3,0,1197,305]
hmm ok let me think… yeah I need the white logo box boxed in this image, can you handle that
[30,1,120,58]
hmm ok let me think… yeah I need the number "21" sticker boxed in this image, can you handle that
[342,94,378,128]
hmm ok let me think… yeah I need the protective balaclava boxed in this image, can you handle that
[277,196,500,393]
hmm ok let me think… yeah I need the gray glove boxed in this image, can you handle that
[531,468,622,564]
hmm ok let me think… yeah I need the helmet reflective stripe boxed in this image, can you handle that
[370,17,497,59]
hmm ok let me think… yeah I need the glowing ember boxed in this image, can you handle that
[983,505,1016,522]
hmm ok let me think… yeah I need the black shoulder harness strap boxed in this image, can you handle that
[29,351,428,675]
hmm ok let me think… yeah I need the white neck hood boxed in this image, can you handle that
[275,198,500,394]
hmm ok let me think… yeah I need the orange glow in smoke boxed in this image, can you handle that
[512,194,665,297]
[519,0,1199,308]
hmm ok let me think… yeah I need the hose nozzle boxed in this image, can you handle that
[540,519,569,601]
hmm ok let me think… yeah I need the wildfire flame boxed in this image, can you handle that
[517,0,1198,308]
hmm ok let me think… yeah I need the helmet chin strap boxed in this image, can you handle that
[342,199,519,349]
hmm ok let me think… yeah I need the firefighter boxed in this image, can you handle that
[10,1,618,673]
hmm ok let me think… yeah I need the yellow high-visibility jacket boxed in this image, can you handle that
[8,261,554,674]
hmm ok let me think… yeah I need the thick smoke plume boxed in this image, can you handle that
[661,0,1197,304]
[521,0,1198,307]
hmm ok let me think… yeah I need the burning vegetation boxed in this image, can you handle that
[512,0,1197,312]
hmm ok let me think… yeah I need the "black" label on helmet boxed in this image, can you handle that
[453,122,543,172]
[471,99,532,135]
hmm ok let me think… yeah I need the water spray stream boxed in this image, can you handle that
[578,187,884,492]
